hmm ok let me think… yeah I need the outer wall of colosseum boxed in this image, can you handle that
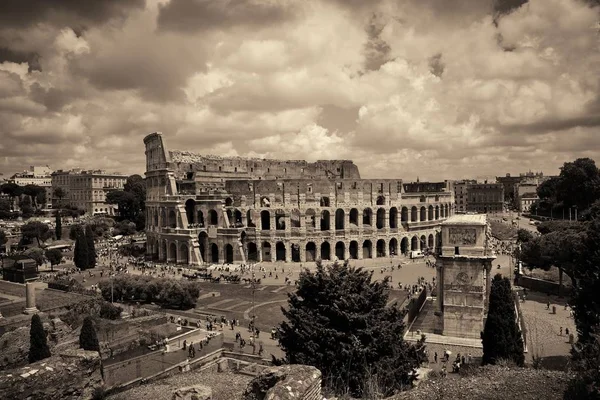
[143,132,455,266]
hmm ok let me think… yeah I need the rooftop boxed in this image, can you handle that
[442,214,487,226]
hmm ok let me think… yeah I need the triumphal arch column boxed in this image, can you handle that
[435,214,495,339]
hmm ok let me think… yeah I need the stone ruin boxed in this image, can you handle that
[0,349,103,400]
[172,385,212,400]
[242,364,322,400]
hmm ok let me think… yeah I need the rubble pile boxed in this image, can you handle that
[0,349,103,400]
[0,317,76,370]
[108,370,252,400]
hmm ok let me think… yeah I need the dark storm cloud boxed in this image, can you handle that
[0,47,41,71]
[428,53,444,78]
[363,13,391,72]
[157,0,297,32]
[29,83,82,112]
[0,0,145,28]
[503,114,600,135]
[493,0,528,16]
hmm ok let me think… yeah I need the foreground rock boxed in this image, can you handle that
[0,349,102,400]
[243,364,322,400]
[172,384,212,400]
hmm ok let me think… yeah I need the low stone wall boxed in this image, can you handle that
[242,364,322,400]
[516,275,571,296]
[97,314,168,343]
[513,290,528,352]
[406,287,428,325]
[222,351,271,366]
[104,333,224,388]
[0,280,26,297]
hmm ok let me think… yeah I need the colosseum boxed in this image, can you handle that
[144,132,455,266]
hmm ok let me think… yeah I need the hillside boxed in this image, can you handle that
[393,366,572,400]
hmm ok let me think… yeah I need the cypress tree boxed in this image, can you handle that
[482,274,525,366]
[86,226,97,268]
[79,316,100,352]
[29,314,51,363]
[74,230,89,270]
[54,212,62,240]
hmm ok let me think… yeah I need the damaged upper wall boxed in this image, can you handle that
[404,181,452,193]
[144,132,172,172]
[168,150,361,181]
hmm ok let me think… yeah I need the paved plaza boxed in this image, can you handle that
[521,292,577,368]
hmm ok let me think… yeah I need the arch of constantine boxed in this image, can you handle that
[144,132,455,266]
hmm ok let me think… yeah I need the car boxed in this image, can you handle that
[410,250,425,259]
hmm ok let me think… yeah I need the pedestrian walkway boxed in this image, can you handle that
[408,299,437,334]
[203,298,237,308]
[223,301,250,311]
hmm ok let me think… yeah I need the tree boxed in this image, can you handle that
[24,247,45,267]
[114,220,137,236]
[36,190,46,208]
[277,261,426,397]
[106,190,138,220]
[23,184,45,208]
[21,221,52,247]
[1,182,23,209]
[53,187,66,208]
[45,248,63,271]
[105,174,146,230]
[581,199,600,222]
[482,274,524,367]
[74,230,89,270]
[556,158,600,212]
[69,224,85,240]
[0,198,14,219]
[85,225,97,269]
[516,228,533,244]
[570,218,600,342]
[79,316,100,352]
[19,195,34,218]
[87,216,114,239]
[520,222,586,295]
[565,332,600,400]
[159,281,196,309]
[29,314,51,363]
[55,212,62,240]
[537,176,560,204]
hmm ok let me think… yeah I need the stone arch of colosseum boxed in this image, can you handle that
[143,132,454,266]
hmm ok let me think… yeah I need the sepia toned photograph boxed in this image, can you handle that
[0,1,599,399]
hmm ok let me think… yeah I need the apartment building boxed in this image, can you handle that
[453,180,476,213]
[51,169,127,215]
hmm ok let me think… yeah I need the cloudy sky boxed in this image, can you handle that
[0,0,599,181]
